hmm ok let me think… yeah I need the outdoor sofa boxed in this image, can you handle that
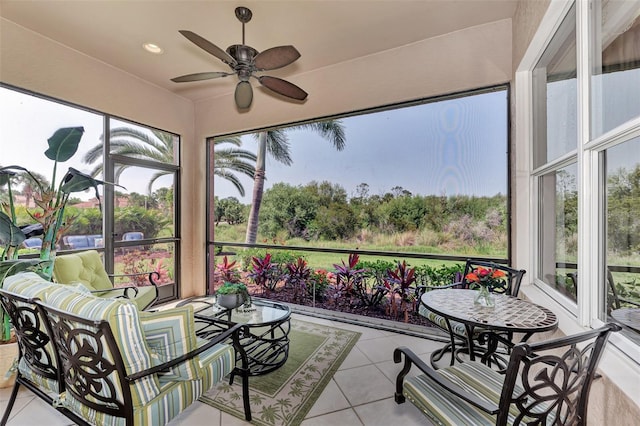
[0,272,251,425]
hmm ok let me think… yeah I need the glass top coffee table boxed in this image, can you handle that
[177,297,291,376]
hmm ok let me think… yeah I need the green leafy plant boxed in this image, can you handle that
[214,255,241,284]
[332,253,367,307]
[308,269,330,301]
[216,281,251,307]
[0,127,121,279]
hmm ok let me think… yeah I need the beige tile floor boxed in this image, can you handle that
[1,312,439,426]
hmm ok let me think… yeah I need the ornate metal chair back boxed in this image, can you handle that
[37,302,133,423]
[497,323,620,425]
[0,289,59,385]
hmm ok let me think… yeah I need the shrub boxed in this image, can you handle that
[247,253,284,295]
[308,269,330,301]
[284,257,312,302]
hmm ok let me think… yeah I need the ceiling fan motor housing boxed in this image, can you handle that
[227,44,258,63]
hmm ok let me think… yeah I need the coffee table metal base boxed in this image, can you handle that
[182,297,291,376]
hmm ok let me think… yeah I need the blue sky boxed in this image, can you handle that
[1,86,508,203]
[215,89,508,203]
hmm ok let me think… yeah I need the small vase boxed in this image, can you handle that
[474,286,495,308]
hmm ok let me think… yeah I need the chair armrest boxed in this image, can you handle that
[393,346,498,415]
[127,322,247,381]
[109,271,160,287]
[88,285,140,299]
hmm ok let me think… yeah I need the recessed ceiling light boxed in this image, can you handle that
[143,43,163,54]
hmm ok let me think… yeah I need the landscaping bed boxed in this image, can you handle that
[214,253,465,329]
[244,280,435,328]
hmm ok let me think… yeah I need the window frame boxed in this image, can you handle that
[518,0,640,355]
[0,83,182,302]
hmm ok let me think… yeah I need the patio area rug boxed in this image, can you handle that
[200,319,361,425]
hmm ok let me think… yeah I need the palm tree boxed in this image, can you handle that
[212,137,257,197]
[245,120,346,244]
[85,128,257,197]
[84,127,176,194]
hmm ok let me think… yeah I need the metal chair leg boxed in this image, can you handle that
[1,379,21,426]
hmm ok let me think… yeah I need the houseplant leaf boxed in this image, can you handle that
[60,168,125,211]
[0,259,48,284]
[0,211,26,248]
[44,126,84,163]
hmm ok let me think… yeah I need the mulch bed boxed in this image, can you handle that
[242,280,435,328]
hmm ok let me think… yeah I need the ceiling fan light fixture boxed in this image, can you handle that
[142,42,164,54]
[235,81,253,109]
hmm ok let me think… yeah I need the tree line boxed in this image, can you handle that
[215,181,507,247]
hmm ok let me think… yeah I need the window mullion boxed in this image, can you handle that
[576,0,597,326]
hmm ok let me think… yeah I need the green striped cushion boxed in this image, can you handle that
[62,353,231,426]
[197,337,235,389]
[403,361,550,425]
[17,358,59,393]
[43,284,161,407]
[139,306,201,382]
[419,304,468,336]
[2,272,54,296]
[4,273,61,391]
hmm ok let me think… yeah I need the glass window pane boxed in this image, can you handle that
[0,87,105,253]
[110,118,178,165]
[210,88,509,261]
[114,242,175,287]
[114,165,175,239]
[605,137,640,341]
[591,1,640,137]
[538,163,578,301]
[533,5,577,167]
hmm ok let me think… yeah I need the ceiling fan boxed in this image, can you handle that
[171,6,308,109]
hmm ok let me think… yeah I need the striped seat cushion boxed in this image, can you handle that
[4,273,60,392]
[197,337,235,389]
[419,303,469,337]
[62,378,207,426]
[17,359,59,393]
[403,361,551,425]
[59,337,235,426]
[139,306,202,382]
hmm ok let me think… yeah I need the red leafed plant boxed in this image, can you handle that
[248,253,283,295]
[215,255,240,283]
[385,260,417,322]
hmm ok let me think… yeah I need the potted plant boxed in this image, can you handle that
[1,127,119,387]
[0,126,120,280]
[216,281,251,309]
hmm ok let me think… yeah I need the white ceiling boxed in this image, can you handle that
[0,1,518,102]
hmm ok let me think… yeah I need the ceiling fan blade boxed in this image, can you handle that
[254,46,301,70]
[171,72,231,83]
[235,81,253,109]
[178,30,237,65]
[258,76,308,101]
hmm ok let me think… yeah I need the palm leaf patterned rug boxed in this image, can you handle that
[200,319,361,425]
